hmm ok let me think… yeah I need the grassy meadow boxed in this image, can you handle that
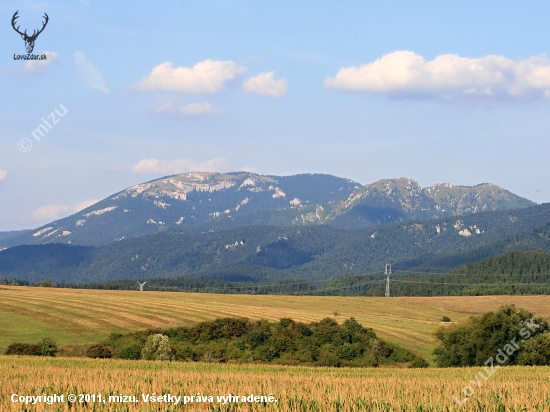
[1,285,550,362]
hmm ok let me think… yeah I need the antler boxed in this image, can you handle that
[28,13,49,39]
[11,11,26,37]
[32,13,49,38]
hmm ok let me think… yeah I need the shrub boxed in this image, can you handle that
[274,353,301,365]
[36,279,54,287]
[173,343,196,361]
[141,334,172,361]
[248,330,269,348]
[386,345,415,363]
[39,337,57,357]
[433,304,550,367]
[101,317,418,367]
[340,342,359,360]
[516,334,550,366]
[56,344,89,357]
[191,317,251,341]
[293,347,314,363]
[299,324,312,336]
[318,347,341,367]
[408,357,430,368]
[86,344,112,359]
[119,344,142,360]
[107,334,145,360]
[5,343,41,356]
[5,338,57,356]
[279,318,294,328]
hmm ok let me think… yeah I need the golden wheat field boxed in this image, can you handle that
[2,357,550,411]
[2,285,550,361]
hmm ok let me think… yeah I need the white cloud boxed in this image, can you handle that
[131,60,247,93]
[132,157,233,175]
[31,199,100,222]
[32,205,72,222]
[0,170,7,181]
[148,100,223,117]
[15,51,58,76]
[74,51,110,93]
[325,51,550,105]
[243,72,288,97]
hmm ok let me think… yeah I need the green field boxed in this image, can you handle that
[2,286,549,362]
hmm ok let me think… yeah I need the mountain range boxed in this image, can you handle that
[0,172,534,248]
[0,172,547,285]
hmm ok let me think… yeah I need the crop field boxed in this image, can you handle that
[2,357,550,411]
[1,285,549,362]
[2,287,550,410]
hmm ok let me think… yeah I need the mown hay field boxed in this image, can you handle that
[2,357,550,411]
[1,286,549,362]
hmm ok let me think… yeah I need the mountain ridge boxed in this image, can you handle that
[2,202,549,284]
[0,172,535,248]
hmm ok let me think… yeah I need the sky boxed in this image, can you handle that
[1,1,550,231]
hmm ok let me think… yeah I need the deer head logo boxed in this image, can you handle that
[11,11,49,54]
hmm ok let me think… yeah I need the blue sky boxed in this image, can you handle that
[1,1,550,230]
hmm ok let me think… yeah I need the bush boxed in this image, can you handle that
[318,348,341,367]
[386,345,415,363]
[408,357,430,368]
[141,334,172,361]
[86,344,112,359]
[39,337,57,357]
[119,343,143,360]
[433,305,550,367]
[107,334,145,360]
[5,343,42,356]
[173,343,196,361]
[5,338,57,356]
[516,334,550,365]
[103,317,417,367]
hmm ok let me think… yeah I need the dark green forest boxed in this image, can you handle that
[6,249,550,297]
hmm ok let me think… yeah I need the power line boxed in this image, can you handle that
[394,269,550,276]
[390,279,550,287]
[291,278,550,296]
[130,271,386,294]
[156,270,550,295]
[210,270,384,291]
[292,279,387,296]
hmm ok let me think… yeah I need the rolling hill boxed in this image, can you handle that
[2,285,549,360]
